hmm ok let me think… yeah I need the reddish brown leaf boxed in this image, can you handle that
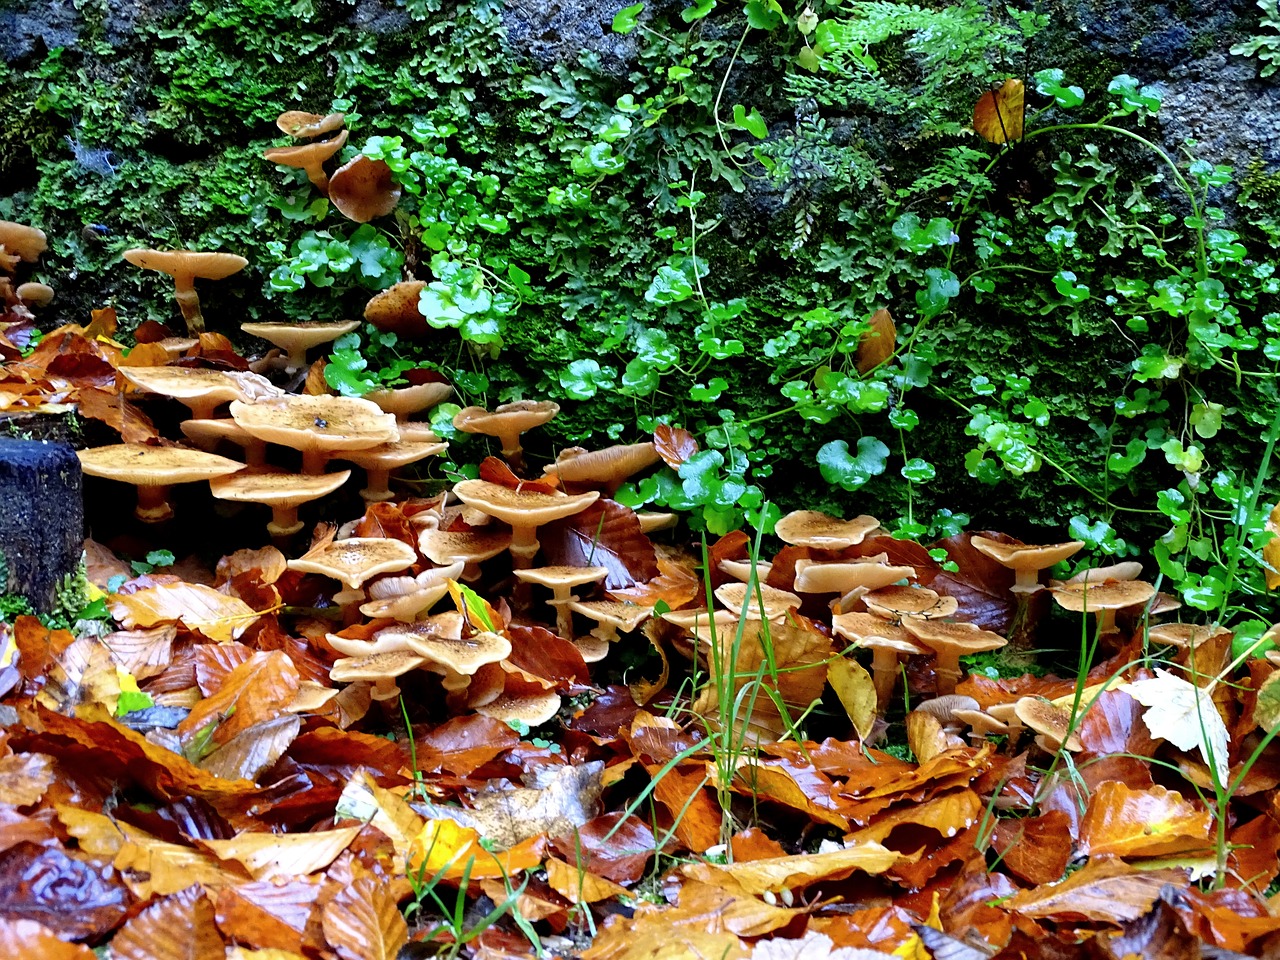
[76,386,160,443]
[654,425,698,469]
[193,641,255,696]
[0,842,130,939]
[928,532,1018,632]
[608,557,700,609]
[0,753,54,807]
[110,884,224,959]
[478,455,558,493]
[1006,858,1182,923]
[110,582,260,642]
[540,500,659,588]
[321,875,409,960]
[216,877,324,954]
[853,308,896,374]
[133,319,176,343]
[504,624,589,686]
[550,813,656,884]
[0,918,96,959]
[176,650,301,749]
[1226,813,1280,893]
[352,501,419,547]
[992,810,1073,885]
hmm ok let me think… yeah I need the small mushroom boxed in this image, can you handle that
[514,565,609,638]
[337,436,449,502]
[1063,561,1145,585]
[832,611,925,708]
[718,559,773,583]
[367,380,455,422]
[229,395,399,474]
[1014,697,1083,753]
[364,281,428,338]
[863,584,958,622]
[568,600,652,645]
[122,249,250,336]
[451,479,599,568]
[276,110,346,139]
[453,401,560,470]
[476,690,561,727]
[417,516,512,581]
[328,155,401,223]
[359,564,463,622]
[121,367,280,421]
[952,708,1010,746]
[971,536,1085,594]
[209,468,352,537]
[263,129,349,194]
[1051,580,1156,636]
[636,512,678,534]
[288,536,418,622]
[773,510,881,550]
[15,282,54,308]
[713,581,800,622]
[240,320,360,373]
[793,558,916,614]
[902,618,1008,696]
[180,419,268,466]
[0,221,47,271]
[373,620,511,686]
[330,650,427,702]
[914,694,982,735]
[542,442,660,494]
[77,443,244,522]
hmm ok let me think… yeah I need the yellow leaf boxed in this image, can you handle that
[828,657,877,740]
[110,582,260,642]
[973,78,1025,143]
[407,819,542,881]
[1264,501,1280,590]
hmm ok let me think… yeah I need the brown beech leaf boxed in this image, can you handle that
[102,625,177,682]
[549,813,656,885]
[973,78,1025,143]
[321,875,408,960]
[0,918,96,959]
[113,835,251,899]
[215,877,324,955]
[544,856,629,904]
[583,907,748,960]
[1005,858,1183,922]
[478,455,558,494]
[853,308,895,375]
[216,547,289,586]
[991,809,1073,885]
[540,500,659,588]
[203,826,362,882]
[13,615,75,682]
[850,788,983,846]
[414,714,520,776]
[177,650,301,750]
[654,425,698,469]
[200,715,302,783]
[77,385,161,443]
[109,885,225,960]
[0,841,130,939]
[334,769,425,865]
[504,623,589,685]
[1079,782,1212,859]
[352,501,418,547]
[0,752,54,807]
[927,532,1018,632]
[609,557,700,609]
[110,582,261,642]
[1103,895,1199,960]
[684,842,902,895]
[193,641,255,695]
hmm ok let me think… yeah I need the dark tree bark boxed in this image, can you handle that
[0,439,83,613]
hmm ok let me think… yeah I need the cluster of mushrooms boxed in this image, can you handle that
[0,220,54,324]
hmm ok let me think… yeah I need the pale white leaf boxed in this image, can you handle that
[1119,669,1228,783]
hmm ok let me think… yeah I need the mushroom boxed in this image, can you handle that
[121,367,280,421]
[793,558,916,614]
[476,690,561,727]
[15,282,54,308]
[568,600,652,645]
[122,249,250,336]
[1145,622,1231,652]
[330,650,427,702]
[180,419,269,466]
[832,611,925,708]
[513,565,608,638]
[371,620,511,688]
[718,559,773,583]
[987,702,1025,752]
[1063,561,1144,585]
[952,708,1010,746]
[337,436,449,502]
[262,129,349,194]
[359,564,463,622]
[229,395,399,474]
[288,536,418,622]
[971,536,1085,594]
[209,469,352,537]
[713,581,800,622]
[636,512,678,534]
[661,609,741,662]
[367,380,455,422]
[862,584,958,622]
[453,401,560,470]
[773,510,881,550]
[542,442,660,494]
[364,281,428,338]
[901,618,1009,696]
[77,443,243,522]
[276,110,346,139]
[451,479,599,569]
[0,221,47,270]
[328,155,401,223]
[1051,580,1156,636]
[417,516,512,581]
[240,320,360,373]
[1014,697,1083,753]
[914,694,983,735]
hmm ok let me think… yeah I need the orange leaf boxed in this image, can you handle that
[973,78,1025,143]
[321,875,408,960]
[176,650,301,749]
[853,308,895,374]
[1005,858,1183,922]
[110,582,260,642]
[114,836,250,899]
[111,885,224,960]
[215,877,325,954]
[0,919,96,959]
[544,857,629,904]
[1079,782,1212,859]
[682,840,901,894]
[654,425,698,469]
[203,826,362,882]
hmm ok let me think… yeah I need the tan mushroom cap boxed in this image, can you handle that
[1014,697,1083,752]
[364,281,429,338]
[773,510,881,549]
[240,320,360,371]
[329,154,401,223]
[180,418,268,466]
[367,381,454,420]
[831,612,919,649]
[210,469,351,536]
[1052,579,1156,635]
[452,479,599,565]
[77,443,244,522]
[1145,622,1231,649]
[1064,561,1145,585]
[453,401,560,462]
[863,584,959,621]
[229,395,399,474]
[360,572,454,622]
[713,581,800,621]
[122,367,276,420]
[15,282,54,308]
[0,221,47,265]
[417,523,512,579]
[573,633,611,663]
[543,442,660,491]
[971,536,1085,593]
[718,559,772,583]
[375,622,511,675]
[287,537,417,590]
[476,690,561,727]
[330,650,427,701]
[514,565,609,590]
[122,248,250,336]
[276,110,346,139]
[569,600,652,640]
[793,558,915,597]
[903,618,1008,696]
[915,694,982,724]
[263,129,349,193]
[337,437,449,502]
[636,512,677,534]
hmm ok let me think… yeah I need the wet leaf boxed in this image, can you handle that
[541,500,659,588]
[654,425,699,468]
[0,841,130,939]
[109,884,224,960]
[110,582,261,642]
[1120,671,1229,782]
[1080,782,1212,859]
[829,657,877,740]
[682,841,902,894]
[1005,858,1182,922]
[203,826,362,881]
[973,79,1025,143]
[321,875,408,960]
[0,918,96,959]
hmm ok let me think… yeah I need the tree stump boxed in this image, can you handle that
[0,439,83,613]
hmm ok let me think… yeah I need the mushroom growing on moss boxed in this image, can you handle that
[263,129,349,194]
[971,536,1085,594]
[453,401,560,470]
[328,154,401,223]
[276,110,346,139]
[451,479,599,568]
[122,249,250,336]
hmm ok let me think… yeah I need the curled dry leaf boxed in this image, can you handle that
[682,840,902,894]
[202,825,362,882]
[1005,858,1184,923]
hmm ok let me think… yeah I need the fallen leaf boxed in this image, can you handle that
[853,309,895,376]
[0,841,130,939]
[541,500,660,588]
[544,856,629,903]
[215,877,324,955]
[321,875,408,960]
[654,425,698,469]
[991,810,1073,885]
[1079,782,1213,859]
[1005,858,1182,922]
[177,650,301,751]
[1120,671,1229,783]
[0,918,96,959]
[203,826,362,882]
[829,657,877,740]
[110,582,261,642]
[335,769,425,865]
[109,884,225,960]
[406,818,542,881]
[973,78,1025,143]
[750,931,895,960]
[682,841,901,894]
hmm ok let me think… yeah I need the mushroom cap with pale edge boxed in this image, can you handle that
[262,129,349,166]
[793,558,915,594]
[452,479,600,527]
[209,468,351,508]
[574,634,610,663]
[636,512,677,534]
[1051,579,1156,613]
[276,110,345,138]
[374,623,511,674]
[1064,561,1144,584]
[368,382,454,419]
[337,437,448,470]
[568,600,652,633]
[543,442,660,485]
[418,526,511,565]
[1013,697,1083,751]
[661,608,739,631]
[240,320,359,353]
[914,695,981,722]
[287,537,417,590]
[359,577,451,621]
[122,248,249,281]
[713,581,799,620]
[1145,622,1231,648]
[772,510,880,549]
[77,444,244,486]
[970,536,1085,572]
[718,559,772,583]
[831,612,921,651]
[329,155,401,223]
[902,617,1008,655]
[453,401,560,439]
[181,419,257,447]
[513,566,609,589]
[476,691,561,727]
[863,584,958,620]
[953,709,1009,736]
[364,281,428,335]
[0,221,47,262]
[229,395,399,453]
[122,367,273,405]
[330,650,426,683]
[15,282,54,307]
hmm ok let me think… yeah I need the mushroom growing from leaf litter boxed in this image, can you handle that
[288,536,418,622]
[773,510,882,550]
[862,584,958,622]
[262,129,349,194]
[1051,579,1156,636]
[122,248,250,336]
[229,394,399,474]
[514,565,608,639]
[337,435,448,502]
[451,479,599,569]
[901,618,1009,696]
[121,367,280,421]
[240,320,360,373]
[713,581,800,622]
[209,469,352,538]
[78,443,244,523]
[542,442,660,494]
[832,611,925,709]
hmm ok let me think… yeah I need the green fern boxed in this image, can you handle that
[1232,0,1280,78]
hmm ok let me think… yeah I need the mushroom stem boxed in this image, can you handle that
[135,484,175,523]
[172,277,206,336]
[869,649,902,708]
[509,525,539,569]
[360,468,394,502]
[549,590,574,639]
[285,346,309,371]
[267,506,303,538]
[302,449,330,475]
[934,652,963,696]
[302,163,330,194]
[181,398,222,421]
[1096,610,1119,635]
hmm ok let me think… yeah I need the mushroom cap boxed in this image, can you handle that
[1064,561,1145,585]
[902,618,1008,656]
[360,573,455,622]
[374,622,511,675]
[636,512,678,534]
[661,608,740,633]
[418,524,513,566]
[262,129,349,168]
[914,694,982,723]
[718,559,772,583]
[1051,580,1156,613]
[77,443,244,486]
[863,585,959,621]
[831,612,921,652]
[713,581,800,621]
[209,468,351,508]
[122,367,274,406]
[287,537,418,589]
[367,382,454,419]
[773,510,881,549]
[1013,697,1083,752]
[514,565,609,590]
[574,634,611,663]
[330,650,426,684]
[15,282,54,307]
[122,248,249,282]
[454,401,560,442]
[476,691,561,727]
[793,558,915,594]
[568,600,652,634]
[543,442,660,486]
[229,395,399,455]
[1145,622,1231,649]
[452,479,600,528]
[337,437,448,471]
[328,155,401,223]
[240,320,360,354]
[180,418,259,448]
[0,221,47,264]
[953,708,1010,737]
[364,281,428,337]
[276,110,346,139]
[971,536,1085,573]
